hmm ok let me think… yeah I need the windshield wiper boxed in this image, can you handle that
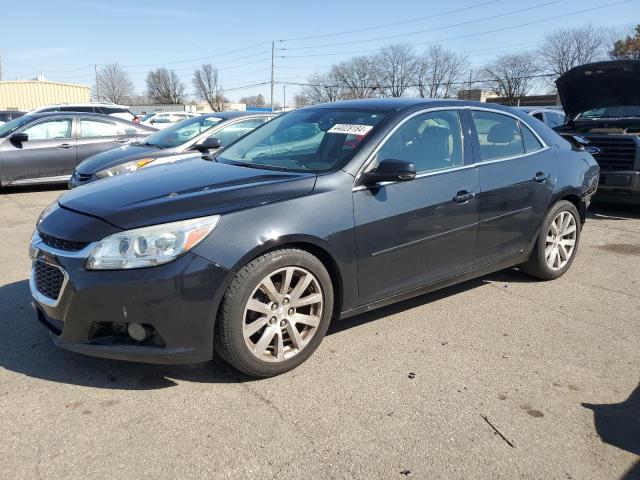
[143,142,163,149]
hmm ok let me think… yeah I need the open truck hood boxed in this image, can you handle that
[556,60,640,120]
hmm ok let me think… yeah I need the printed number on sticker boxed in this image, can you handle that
[327,124,374,136]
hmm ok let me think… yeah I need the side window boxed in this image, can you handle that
[377,110,463,173]
[520,122,544,153]
[471,111,524,162]
[213,118,269,146]
[22,119,72,140]
[80,119,121,137]
[545,112,565,128]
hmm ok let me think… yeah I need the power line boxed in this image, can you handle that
[277,0,504,42]
[280,0,632,58]
[279,0,566,51]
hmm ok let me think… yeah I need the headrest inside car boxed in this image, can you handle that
[487,123,515,144]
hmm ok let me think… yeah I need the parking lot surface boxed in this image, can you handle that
[0,186,638,480]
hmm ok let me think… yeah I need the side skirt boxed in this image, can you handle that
[339,247,532,320]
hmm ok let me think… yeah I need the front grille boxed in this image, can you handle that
[39,231,87,252]
[34,261,65,300]
[585,136,637,171]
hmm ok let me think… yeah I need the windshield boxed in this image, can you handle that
[216,108,387,172]
[579,106,640,119]
[143,115,225,148]
[0,115,35,138]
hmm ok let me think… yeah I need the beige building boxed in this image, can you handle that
[0,80,91,111]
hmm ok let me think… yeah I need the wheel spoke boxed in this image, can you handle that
[246,299,272,316]
[274,331,285,361]
[285,322,303,349]
[550,219,559,236]
[260,277,281,302]
[292,313,320,328]
[545,245,554,260]
[558,244,568,262]
[293,292,322,308]
[561,238,575,247]
[290,274,313,302]
[561,213,572,235]
[245,316,269,337]
[254,325,276,354]
[281,267,294,295]
[563,224,576,236]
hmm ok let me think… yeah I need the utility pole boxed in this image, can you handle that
[94,64,99,101]
[270,41,275,112]
[0,51,3,81]
[468,69,472,101]
[283,85,286,111]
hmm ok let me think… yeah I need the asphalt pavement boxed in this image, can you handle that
[0,186,638,479]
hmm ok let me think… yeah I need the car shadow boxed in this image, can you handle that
[0,184,67,194]
[582,384,640,480]
[1,267,523,390]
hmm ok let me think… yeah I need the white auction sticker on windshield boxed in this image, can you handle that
[327,124,374,136]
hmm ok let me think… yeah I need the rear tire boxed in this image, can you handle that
[521,200,581,280]
[215,248,334,377]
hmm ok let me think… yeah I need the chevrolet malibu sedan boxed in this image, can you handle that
[69,111,277,187]
[30,99,599,377]
[0,113,154,187]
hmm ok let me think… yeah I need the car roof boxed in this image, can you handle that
[193,111,276,119]
[23,112,137,121]
[33,102,129,109]
[304,98,527,113]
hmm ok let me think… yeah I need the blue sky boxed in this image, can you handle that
[2,0,638,104]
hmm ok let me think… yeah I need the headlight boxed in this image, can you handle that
[95,158,156,179]
[86,215,220,270]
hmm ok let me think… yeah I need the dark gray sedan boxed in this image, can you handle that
[31,99,599,377]
[0,112,155,187]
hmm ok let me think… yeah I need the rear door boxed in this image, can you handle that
[0,116,76,183]
[353,108,480,304]
[75,116,133,164]
[469,109,556,267]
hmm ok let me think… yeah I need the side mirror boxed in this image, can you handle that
[361,159,416,186]
[192,137,221,152]
[10,132,28,144]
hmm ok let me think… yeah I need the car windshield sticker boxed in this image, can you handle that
[327,124,374,136]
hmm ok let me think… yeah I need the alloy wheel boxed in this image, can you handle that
[242,266,324,363]
[545,211,577,271]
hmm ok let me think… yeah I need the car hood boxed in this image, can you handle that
[76,144,177,175]
[59,158,317,230]
[556,60,640,120]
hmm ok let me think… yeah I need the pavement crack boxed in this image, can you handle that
[481,414,515,448]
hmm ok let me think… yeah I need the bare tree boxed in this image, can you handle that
[538,24,607,81]
[610,24,640,59]
[298,72,344,105]
[145,68,185,104]
[331,56,378,99]
[415,45,468,98]
[95,63,135,104]
[373,43,419,97]
[481,53,539,106]
[239,94,266,107]
[193,64,226,111]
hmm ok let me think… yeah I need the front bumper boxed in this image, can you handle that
[29,232,233,364]
[596,171,640,204]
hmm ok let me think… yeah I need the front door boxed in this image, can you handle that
[0,116,76,184]
[354,109,480,305]
[75,116,132,164]
[469,109,556,266]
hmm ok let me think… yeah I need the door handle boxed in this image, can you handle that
[533,172,550,182]
[57,143,72,149]
[453,190,474,203]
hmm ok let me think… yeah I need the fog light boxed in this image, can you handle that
[128,323,150,342]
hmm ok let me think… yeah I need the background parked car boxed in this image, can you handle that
[70,111,277,187]
[0,112,155,187]
[0,111,26,125]
[140,111,198,129]
[30,103,141,124]
[519,107,566,128]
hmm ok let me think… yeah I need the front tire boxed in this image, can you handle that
[521,200,581,280]
[215,248,334,377]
